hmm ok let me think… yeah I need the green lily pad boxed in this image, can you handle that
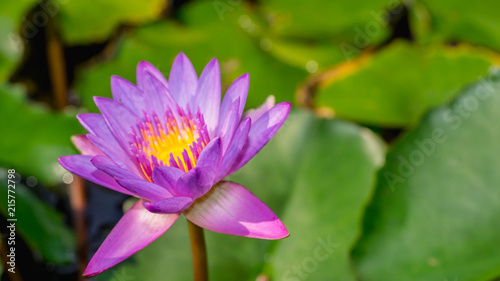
[95,109,385,280]
[410,0,500,51]
[0,0,37,82]
[0,178,75,264]
[352,69,500,280]
[315,40,497,127]
[0,83,82,185]
[56,0,167,44]
[75,0,307,113]
[260,0,395,41]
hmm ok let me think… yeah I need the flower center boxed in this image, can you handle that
[131,107,210,181]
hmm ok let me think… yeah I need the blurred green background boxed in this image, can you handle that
[2,0,500,280]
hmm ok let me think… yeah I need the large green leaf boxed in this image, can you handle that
[95,110,385,280]
[75,0,307,113]
[260,0,394,41]
[0,0,37,82]
[0,84,82,185]
[410,0,500,51]
[353,69,500,280]
[0,177,75,264]
[55,0,167,44]
[315,40,497,127]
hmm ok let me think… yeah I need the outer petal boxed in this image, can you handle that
[241,95,275,122]
[90,155,142,181]
[71,135,103,156]
[58,155,133,196]
[78,113,136,171]
[86,134,142,176]
[143,197,193,214]
[77,113,120,144]
[219,73,249,126]
[184,181,288,239]
[215,118,251,182]
[83,199,179,277]
[192,58,221,138]
[230,102,291,174]
[152,166,185,195]
[115,177,173,202]
[169,52,198,108]
[94,97,138,152]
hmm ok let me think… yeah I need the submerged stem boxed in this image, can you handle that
[187,220,208,281]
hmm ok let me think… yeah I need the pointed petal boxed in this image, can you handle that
[218,98,240,153]
[176,167,214,199]
[169,52,198,108]
[115,177,173,202]
[94,97,138,151]
[143,197,193,214]
[141,69,177,116]
[215,118,251,182]
[83,199,179,277]
[136,61,168,90]
[86,134,142,176]
[79,112,139,173]
[177,137,221,198]
[58,155,133,196]
[241,95,275,122]
[71,135,103,156]
[152,166,185,195]
[196,137,222,169]
[184,181,288,239]
[193,58,221,138]
[77,113,118,142]
[111,75,148,113]
[219,73,249,125]
[90,155,143,181]
[230,102,291,174]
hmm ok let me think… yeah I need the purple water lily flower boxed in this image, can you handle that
[59,53,290,276]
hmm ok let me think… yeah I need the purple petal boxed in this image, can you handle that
[58,155,133,196]
[230,102,291,174]
[152,166,185,195]
[218,98,240,153]
[175,167,215,199]
[71,135,103,156]
[83,199,178,277]
[78,113,139,174]
[140,69,177,117]
[136,61,168,90]
[196,137,222,169]
[143,197,193,214]
[90,155,143,181]
[93,97,138,152]
[192,58,221,138]
[219,73,249,125]
[169,52,198,108]
[215,118,251,182]
[241,95,275,122]
[77,113,118,142]
[111,75,148,113]
[184,181,289,239]
[115,177,173,202]
[86,134,142,176]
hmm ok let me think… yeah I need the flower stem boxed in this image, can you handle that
[187,220,208,281]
